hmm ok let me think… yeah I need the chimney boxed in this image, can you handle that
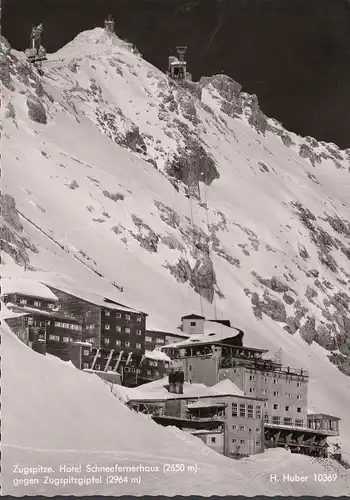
[168,370,184,394]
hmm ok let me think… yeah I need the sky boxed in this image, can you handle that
[2,0,350,148]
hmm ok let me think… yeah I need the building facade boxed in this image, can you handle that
[145,329,189,351]
[45,286,147,378]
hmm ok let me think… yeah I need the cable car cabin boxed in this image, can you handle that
[168,56,187,81]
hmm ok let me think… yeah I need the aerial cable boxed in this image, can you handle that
[188,190,204,317]
[203,182,218,322]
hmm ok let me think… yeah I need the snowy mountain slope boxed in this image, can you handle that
[1,28,350,463]
[2,323,349,496]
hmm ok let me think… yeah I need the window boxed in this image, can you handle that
[145,336,152,342]
[262,389,268,395]
[136,343,142,349]
[297,407,302,413]
[87,337,95,343]
[125,328,131,334]
[190,321,196,326]
[104,310,111,316]
[284,417,292,425]
[272,416,281,424]
[83,349,90,356]
[137,316,142,322]
[211,437,216,443]
[147,370,151,376]
[86,311,91,317]
[232,404,238,417]
[115,340,121,346]
[189,366,192,371]
[273,391,280,397]
[297,382,303,387]
[164,363,169,368]
[255,406,262,419]
[20,299,27,305]
[256,427,260,432]
[116,326,122,332]
[249,375,256,381]
[247,405,254,418]
[239,404,246,418]
[285,405,291,412]
[116,313,121,318]
[49,334,60,341]
[273,379,278,384]
[273,404,280,410]
[286,380,292,386]
[83,363,89,369]
[256,441,261,447]
[240,425,245,431]
[28,317,34,325]
[136,330,142,335]
[104,338,110,345]
[232,438,237,443]
[62,337,70,343]
[240,440,245,444]
[125,341,131,347]
[125,314,131,320]
[95,365,100,370]
[262,377,268,383]
[34,301,41,307]
[232,425,237,430]
[156,338,164,344]
[297,394,303,400]
[104,324,110,330]
[155,371,160,376]
[249,388,255,393]
[295,419,303,426]
[286,393,292,398]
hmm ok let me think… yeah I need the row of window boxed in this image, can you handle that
[232,404,262,419]
[259,389,304,398]
[269,416,304,426]
[55,322,82,331]
[102,310,143,322]
[145,336,165,344]
[26,318,50,327]
[48,335,72,342]
[19,298,56,309]
[102,324,143,334]
[249,375,303,387]
[232,425,261,432]
[103,338,142,349]
[231,439,261,446]
[272,403,303,413]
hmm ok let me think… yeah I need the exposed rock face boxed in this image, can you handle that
[102,190,125,202]
[249,289,287,322]
[166,135,219,197]
[95,107,147,154]
[129,215,159,253]
[299,144,322,166]
[26,94,47,124]
[0,194,37,267]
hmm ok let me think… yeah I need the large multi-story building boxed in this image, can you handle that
[161,313,340,457]
[125,374,265,456]
[45,284,147,379]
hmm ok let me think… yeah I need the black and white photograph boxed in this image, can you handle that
[1,0,350,496]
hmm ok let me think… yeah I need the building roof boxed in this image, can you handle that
[307,413,341,421]
[146,329,190,340]
[181,314,205,320]
[144,350,172,363]
[1,278,58,302]
[44,283,146,315]
[114,377,261,404]
[5,303,81,323]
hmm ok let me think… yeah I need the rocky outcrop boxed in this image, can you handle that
[95,107,147,154]
[102,190,125,202]
[26,94,47,124]
[166,135,219,197]
[129,215,159,253]
[299,144,322,166]
[248,289,287,322]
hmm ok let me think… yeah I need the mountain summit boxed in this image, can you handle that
[1,28,350,455]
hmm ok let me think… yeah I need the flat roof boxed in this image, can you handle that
[128,393,266,404]
[307,413,341,421]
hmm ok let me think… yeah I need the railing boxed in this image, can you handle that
[219,357,309,377]
[264,420,339,435]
